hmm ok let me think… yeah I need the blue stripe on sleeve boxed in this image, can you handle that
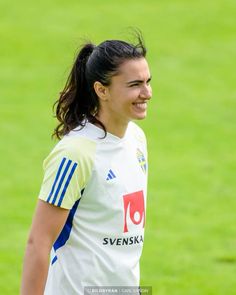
[53,189,84,252]
[51,255,58,265]
[51,159,72,205]
[57,162,78,207]
[47,157,66,203]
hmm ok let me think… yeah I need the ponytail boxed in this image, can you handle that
[53,43,104,139]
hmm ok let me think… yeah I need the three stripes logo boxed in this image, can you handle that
[47,157,78,207]
[106,169,116,181]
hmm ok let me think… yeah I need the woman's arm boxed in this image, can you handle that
[21,200,69,295]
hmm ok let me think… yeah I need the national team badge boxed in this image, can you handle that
[136,148,147,174]
[123,190,145,233]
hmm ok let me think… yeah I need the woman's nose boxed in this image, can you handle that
[140,85,152,100]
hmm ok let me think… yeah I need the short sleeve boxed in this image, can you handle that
[38,137,96,209]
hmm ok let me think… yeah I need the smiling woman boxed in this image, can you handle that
[21,32,152,295]
[95,58,152,137]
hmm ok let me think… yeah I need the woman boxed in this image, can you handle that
[21,33,152,295]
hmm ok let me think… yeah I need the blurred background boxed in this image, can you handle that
[0,0,235,294]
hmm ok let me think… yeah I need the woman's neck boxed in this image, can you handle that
[95,113,129,138]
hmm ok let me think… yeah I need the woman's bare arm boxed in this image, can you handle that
[21,200,69,295]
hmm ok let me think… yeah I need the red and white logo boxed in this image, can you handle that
[123,190,145,233]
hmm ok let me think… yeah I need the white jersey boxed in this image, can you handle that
[38,121,148,295]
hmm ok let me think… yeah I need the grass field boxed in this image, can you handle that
[0,0,236,294]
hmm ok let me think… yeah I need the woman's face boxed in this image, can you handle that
[98,57,152,127]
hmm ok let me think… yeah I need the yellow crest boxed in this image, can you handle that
[136,148,147,173]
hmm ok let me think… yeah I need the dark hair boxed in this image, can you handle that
[53,32,147,139]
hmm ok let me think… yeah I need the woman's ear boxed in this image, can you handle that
[93,81,109,101]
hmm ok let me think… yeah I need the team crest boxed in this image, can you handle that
[136,148,147,174]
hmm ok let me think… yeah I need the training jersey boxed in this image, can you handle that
[38,121,148,295]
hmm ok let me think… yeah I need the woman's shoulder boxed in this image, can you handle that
[55,135,96,159]
[128,121,147,144]
[44,134,97,169]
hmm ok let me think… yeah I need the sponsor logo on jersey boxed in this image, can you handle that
[101,191,145,247]
[103,234,144,246]
[136,148,147,173]
[123,190,145,233]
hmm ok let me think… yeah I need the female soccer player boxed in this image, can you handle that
[21,33,152,295]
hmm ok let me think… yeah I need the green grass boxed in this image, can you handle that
[0,0,236,294]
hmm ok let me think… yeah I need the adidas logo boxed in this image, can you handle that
[106,169,116,181]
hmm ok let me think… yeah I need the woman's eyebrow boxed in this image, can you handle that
[126,76,152,85]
